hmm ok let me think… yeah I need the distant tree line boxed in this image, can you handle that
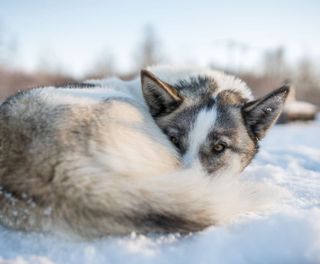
[0,24,319,107]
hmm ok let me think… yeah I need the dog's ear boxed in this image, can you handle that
[141,69,183,117]
[242,85,290,140]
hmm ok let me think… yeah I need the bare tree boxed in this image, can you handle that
[87,51,116,79]
[261,47,290,89]
[0,21,15,66]
[135,25,164,69]
[0,21,5,65]
[293,57,320,104]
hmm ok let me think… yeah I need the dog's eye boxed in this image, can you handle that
[212,143,226,153]
[170,136,179,146]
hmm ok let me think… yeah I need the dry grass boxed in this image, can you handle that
[0,67,75,101]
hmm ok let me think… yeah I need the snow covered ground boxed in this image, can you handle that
[0,117,320,264]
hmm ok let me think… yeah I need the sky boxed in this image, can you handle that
[0,0,319,77]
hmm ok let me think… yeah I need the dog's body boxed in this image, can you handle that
[0,66,289,238]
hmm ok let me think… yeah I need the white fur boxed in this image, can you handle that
[92,166,288,228]
[183,105,217,167]
[28,86,134,106]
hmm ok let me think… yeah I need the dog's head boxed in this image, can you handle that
[141,67,290,176]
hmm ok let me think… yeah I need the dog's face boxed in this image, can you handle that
[141,69,289,176]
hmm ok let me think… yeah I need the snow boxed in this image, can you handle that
[1,117,320,264]
[284,101,317,115]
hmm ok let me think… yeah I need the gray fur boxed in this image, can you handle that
[0,66,289,238]
[141,70,289,174]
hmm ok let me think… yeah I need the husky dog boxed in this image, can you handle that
[0,66,289,238]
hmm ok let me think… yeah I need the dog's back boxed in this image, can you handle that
[0,84,182,237]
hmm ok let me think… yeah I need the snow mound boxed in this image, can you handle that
[284,101,317,115]
[1,117,320,264]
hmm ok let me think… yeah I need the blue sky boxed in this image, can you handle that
[0,0,319,76]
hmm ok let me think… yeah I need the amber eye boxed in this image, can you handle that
[170,136,179,146]
[212,143,226,153]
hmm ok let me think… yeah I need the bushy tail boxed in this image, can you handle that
[129,167,289,226]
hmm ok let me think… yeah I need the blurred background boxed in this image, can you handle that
[0,0,319,107]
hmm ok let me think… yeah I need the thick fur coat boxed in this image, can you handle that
[0,66,289,238]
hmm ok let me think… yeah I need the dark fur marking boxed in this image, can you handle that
[217,90,248,105]
[54,82,99,89]
[163,127,188,154]
[174,76,218,96]
[207,130,236,139]
[140,213,210,233]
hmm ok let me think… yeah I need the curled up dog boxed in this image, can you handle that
[0,65,290,238]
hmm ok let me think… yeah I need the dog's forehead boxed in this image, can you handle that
[174,76,218,98]
[174,87,244,120]
[173,94,243,137]
[173,75,250,105]
[172,98,215,127]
